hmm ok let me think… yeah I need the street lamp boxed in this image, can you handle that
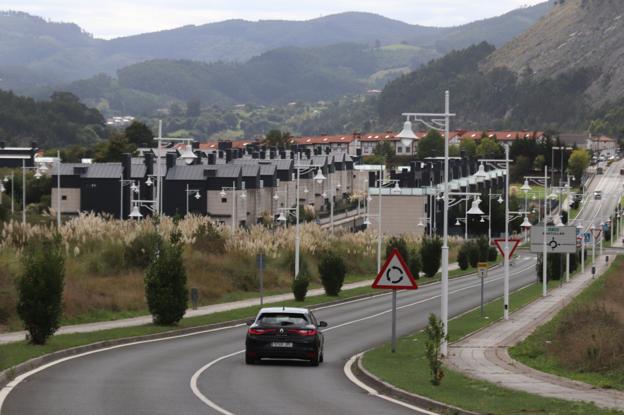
[120,176,138,220]
[400,91,455,356]
[185,185,202,215]
[21,159,46,225]
[221,181,246,229]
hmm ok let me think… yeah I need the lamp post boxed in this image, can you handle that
[524,171,551,297]
[185,184,202,215]
[119,176,139,219]
[220,181,242,229]
[367,177,401,273]
[399,91,455,355]
[2,173,15,215]
[21,159,46,225]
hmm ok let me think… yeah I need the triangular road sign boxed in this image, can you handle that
[372,248,418,290]
[494,238,522,260]
[592,228,602,239]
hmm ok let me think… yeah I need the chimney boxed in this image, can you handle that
[260,150,266,159]
[166,152,176,170]
[225,149,232,163]
[218,150,224,159]
[252,151,259,159]
[207,153,216,165]
[30,142,38,150]
[144,152,154,175]
[122,153,132,180]
[192,141,199,150]
[269,148,276,159]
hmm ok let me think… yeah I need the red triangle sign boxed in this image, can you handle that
[372,248,418,290]
[494,238,522,260]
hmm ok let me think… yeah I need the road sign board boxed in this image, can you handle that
[592,228,602,240]
[530,226,577,254]
[493,238,522,260]
[584,232,591,243]
[372,248,418,290]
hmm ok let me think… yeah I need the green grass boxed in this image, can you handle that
[362,279,622,415]
[510,256,624,391]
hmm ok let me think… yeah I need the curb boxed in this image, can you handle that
[350,353,478,415]
[0,290,381,390]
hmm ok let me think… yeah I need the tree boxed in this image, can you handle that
[264,129,292,148]
[424,313,446,385]
[420,237,443,278]
[386,236,409,262]
[95,133,136,162]
[459,139,477,158]
[533,154,546,171]
[17,234,65,344]
[318,251,347,296]
[145,231,188,325]
[125,121,155,147]
[418,130,444,158]
[186,98,201,117]
[476,137,503,158]
[568,149,590,184]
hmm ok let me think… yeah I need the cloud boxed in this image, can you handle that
[2,0,547,39]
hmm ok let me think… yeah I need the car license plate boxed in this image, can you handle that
[271,342,293,348]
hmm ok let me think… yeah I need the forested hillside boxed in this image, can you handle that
[0,90,106,147]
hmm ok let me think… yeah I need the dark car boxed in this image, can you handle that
[245,307,327,366]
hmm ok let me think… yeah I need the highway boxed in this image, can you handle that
[4,161,621,415]
[2,254,537,415]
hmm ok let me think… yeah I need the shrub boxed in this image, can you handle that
[292,276,310,301]
[192,222,226,254]
[476,236,490,262]
[318,251,346,296]
[466,241,480,268]
[421,237,442,278]
[386,236,409,262]
[127,231,162,269]
[457,244,470,270]
[17,234,65,345]
[488,246,498,262]
[408,248,421,279]
[424,313,446,386]
[87,240,127,275]
[145,231,188,325]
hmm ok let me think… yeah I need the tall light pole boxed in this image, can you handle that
[21,159,44,225]
[3,173,15,215]
[543,166,548,297]
[185,184,201,215]
[399,91,454,355]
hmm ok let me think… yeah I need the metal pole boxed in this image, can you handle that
[464,196,468,240]
[391,290,397,353]
[488,187,492,242]
[295,155,301,278]
[480,274,484,317]
[156,120,162,216]
[581,232,585,273]
[566,252,570,282]
[232,180,236,229]
[543,166,548,297]
[186,184,189,215]
[120,174,124,220]
[377,166,382,273]
[330,179,334,235]
[56,150,61,227]
[503,144,510,320]
[22,159,26,225]
[11,172,14,214]
[441,90,450,356]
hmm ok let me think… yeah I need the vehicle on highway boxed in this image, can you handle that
[245,307,327,366]
[596,166,604,175]
[620,168,624,175]
[594,190,602,200]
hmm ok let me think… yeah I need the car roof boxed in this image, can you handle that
[257,307,309,315]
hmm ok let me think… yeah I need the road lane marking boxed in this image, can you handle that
[189,264,535,414]
[343,353,438,415]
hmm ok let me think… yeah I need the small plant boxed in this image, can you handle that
[421,237,443,278]
[319,251,346,296]
[292,276,310,301]
[16,234,65,345]
[457,244,470,270]
[127,230,162,269]
[145,230,188,325]
[408,248,421,279]
[476,236,490,262]
[466,241,480,268]
[424,313,447,386]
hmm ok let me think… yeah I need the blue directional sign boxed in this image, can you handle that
[584,232,591,243]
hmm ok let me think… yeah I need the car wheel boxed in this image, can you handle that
[319,351,324,363]
[310,351,320,367]
[245,354,255,365]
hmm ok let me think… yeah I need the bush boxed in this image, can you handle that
[292,276,310,301]
[318,251,346,296]
[466,241,480,269]
[17,234,65,344]
[488,246,498,262]
[87,241,127,275]
[424,313,446,386]
[457,244,470,270]
[386,236,409,262]
[421,237,443,278]
[476,236,490,262]
[127,231,162,269]
[192,222,226,254]
[408,248,421,279]
[145,231,188,325]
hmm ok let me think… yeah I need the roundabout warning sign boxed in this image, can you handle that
[372,248,418,290]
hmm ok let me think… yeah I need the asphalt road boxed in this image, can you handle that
[2,253,537,415]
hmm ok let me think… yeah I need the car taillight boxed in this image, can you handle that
[248,328,275,335]
[287,329,317,336]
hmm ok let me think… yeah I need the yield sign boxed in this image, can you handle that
[372,248,418,290]
[493,238,522,260]
[592,228,602,240]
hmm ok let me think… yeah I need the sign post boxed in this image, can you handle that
[372,248,418,353]
[257,253,265,306]
[477,262,488,316]
[530,226,577,295]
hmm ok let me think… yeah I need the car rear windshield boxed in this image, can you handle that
[257,313,309,326]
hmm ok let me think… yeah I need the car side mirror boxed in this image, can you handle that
[246,319,254,326]
[318,321,328,328]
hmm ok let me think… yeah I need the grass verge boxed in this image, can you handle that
[510,256,624,391]
[362,278,622,415]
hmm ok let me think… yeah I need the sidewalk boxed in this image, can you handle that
[447,255,624,411]
[0,262,462,345]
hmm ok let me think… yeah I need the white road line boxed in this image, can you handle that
[343,353,438,415]
[188,264,534,414]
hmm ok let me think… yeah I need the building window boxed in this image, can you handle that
[61,195,67,201]
[221,197,227,203]
[397,146,403,153]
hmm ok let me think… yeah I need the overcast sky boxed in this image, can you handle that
[3,0,546,39]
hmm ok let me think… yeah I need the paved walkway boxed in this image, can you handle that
[447,254,624,411]
[0,262,461,345]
